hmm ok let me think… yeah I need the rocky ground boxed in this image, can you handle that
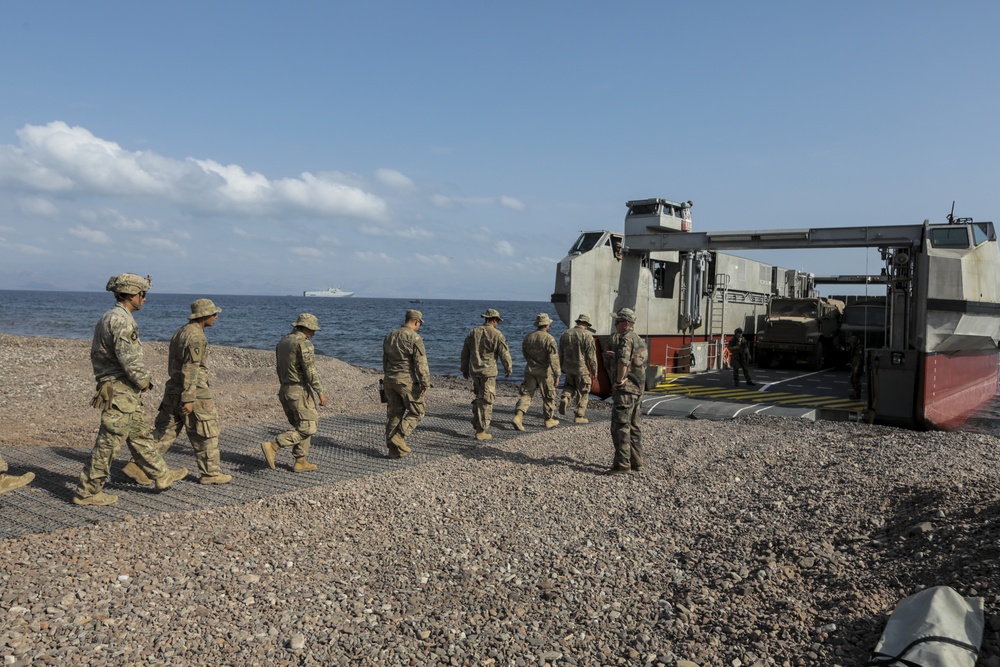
[2,333,1000,666]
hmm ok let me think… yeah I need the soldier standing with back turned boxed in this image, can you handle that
[558,313,598,423]
[603,308,648,474]
[382,309,430,458]
[74,274,187,506]
[262,313,327,472]
[512,313,561,430]
[461,308,513,440]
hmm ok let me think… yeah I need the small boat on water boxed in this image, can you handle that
[303,287,354,298]
[410,299,423,304]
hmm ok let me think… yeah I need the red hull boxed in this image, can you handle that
[919,350,1000,430]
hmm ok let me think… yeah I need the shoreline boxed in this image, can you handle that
[2,333,1000,664]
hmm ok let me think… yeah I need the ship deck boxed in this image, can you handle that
[643,365,869,423]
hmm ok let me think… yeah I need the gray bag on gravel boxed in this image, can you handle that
[866,585,983,667]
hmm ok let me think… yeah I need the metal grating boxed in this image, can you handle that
[0,402,591,540]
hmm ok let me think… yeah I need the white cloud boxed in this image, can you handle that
[144,238,183,253]
[359,225,390,237]
[375,168,417,192]
[355,250,394,263]
[317,235,343,246]
[68,224,112,245]
[0,121,390,222]
[415,254,450,265]
[290,247,324,258]
[19,197,58,216]
[399,227,433,240]
[82,208,161,232]
[500,196,526,212]
[495,240,514,257]
[430,194,459,210]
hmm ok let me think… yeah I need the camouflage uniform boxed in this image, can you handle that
[727,330,755,386]
[273,317,325,463]
[608,309,648,472]
[514,314,561,425]
[558,314,598,421]
[461,309,513,437]
[153,299,227,480]
[849,336,864,399]
[76,275,182,504]
[383,310,430,458]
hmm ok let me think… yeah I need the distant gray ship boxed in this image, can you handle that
[303,286,354,298]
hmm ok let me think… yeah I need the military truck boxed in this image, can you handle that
[754,297,845,370]
[834,296,888,367]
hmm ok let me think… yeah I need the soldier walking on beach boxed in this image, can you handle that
[512,313,561,430]
[558,313,598,423]
[727,327,755,387]
[603,308,648,474]
[129,299,231,485]
[461,308,513,440]
[74,274,187,506]
[0,454,33,495]
[262,313,327,472]
[382,309,430,459]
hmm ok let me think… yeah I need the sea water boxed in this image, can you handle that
[0,290,565,383]
[2,289,998,436]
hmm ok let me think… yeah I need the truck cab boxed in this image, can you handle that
[755,297,845,370]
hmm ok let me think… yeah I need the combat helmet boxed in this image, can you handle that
[292,313,322,331]
[614,307,636,324]
[189,299,222,320]
[105,273,152,295]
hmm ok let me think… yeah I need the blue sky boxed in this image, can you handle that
[1,1,998,299]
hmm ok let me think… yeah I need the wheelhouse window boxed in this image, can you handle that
[972,222,992,246]
[929,227,969,249]
[569,232,606,254]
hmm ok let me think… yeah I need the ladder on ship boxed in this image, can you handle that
[709,273,729,368]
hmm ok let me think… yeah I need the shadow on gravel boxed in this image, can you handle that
[462,444,605,474]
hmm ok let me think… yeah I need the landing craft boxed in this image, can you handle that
[551,198,1000,430]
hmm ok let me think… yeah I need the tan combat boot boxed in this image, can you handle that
[558,394,569,416]
[200,473,233,485]
[122,461,152,485]
[544,418,560,428]
[261,441,278,470]
[511,411,525,431]
[574,417,589,424]
[293,459,317,472]
[474,431,492,441]
[0,472,34,494]
[72,491,118,506]
[390,433,410,453]
[154,467,188,490]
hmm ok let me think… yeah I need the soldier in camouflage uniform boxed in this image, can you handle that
[461,308,513,441]
[603,307,649,474]
[262,313,327,472]
[727,328,756,387]
[558,313,598,424]
[382,309,430,459]
[0,455,34,495]
[74,274,188,506]
[848,335,864,400]
[512,313,561,430]
[142,298,232,484]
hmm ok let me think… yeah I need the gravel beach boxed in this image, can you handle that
[2,332,1000,666]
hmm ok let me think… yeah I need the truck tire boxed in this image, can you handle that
[810,342,825,371]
